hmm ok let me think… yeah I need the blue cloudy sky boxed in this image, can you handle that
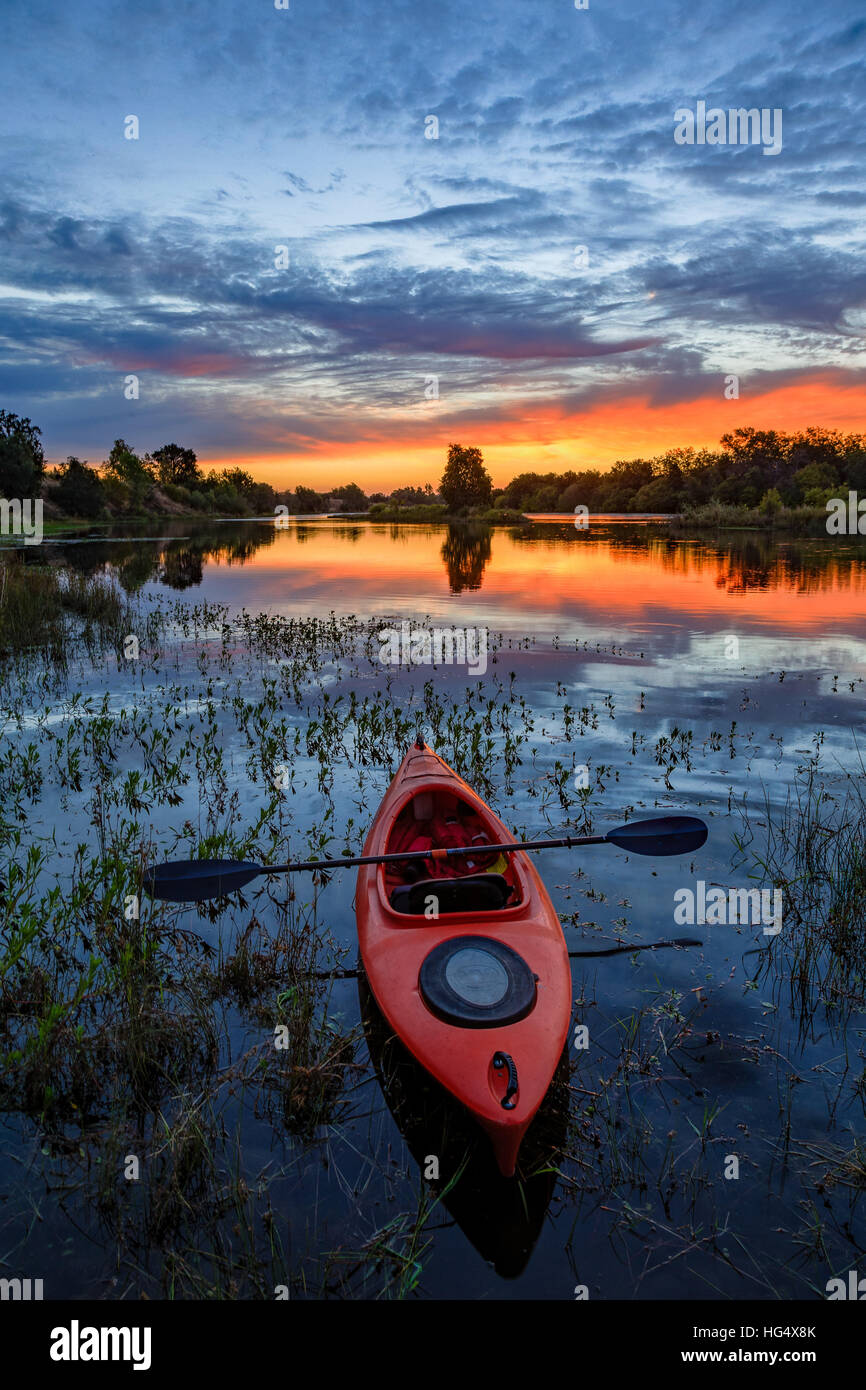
[1,0,864,486]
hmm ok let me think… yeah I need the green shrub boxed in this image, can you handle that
[163,482,193,504]
[100,474,129,510]
[758,487,783,516]
[53,458,106,517]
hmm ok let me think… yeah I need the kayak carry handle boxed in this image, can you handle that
[493,1051,518,1109]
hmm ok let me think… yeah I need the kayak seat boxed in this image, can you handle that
[389,873,513,916]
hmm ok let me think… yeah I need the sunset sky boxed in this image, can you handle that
[1,0,864,490]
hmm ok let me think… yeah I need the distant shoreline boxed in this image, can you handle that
[18,502,858,542]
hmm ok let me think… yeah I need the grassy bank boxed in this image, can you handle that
[362,503,527,525]
[15,512,265,537]
[668,501,838,535]
[40,517,116,535]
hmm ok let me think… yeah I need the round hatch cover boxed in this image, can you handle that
[419,936,537,1028]
[445,948,509,1005]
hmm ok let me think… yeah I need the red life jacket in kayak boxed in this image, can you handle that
[393,813,500,880]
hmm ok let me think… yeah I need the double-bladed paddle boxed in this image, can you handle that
[142,813,708,903]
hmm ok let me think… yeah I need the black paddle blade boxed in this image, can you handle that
[143,859,263,902]
[605,815,708,857]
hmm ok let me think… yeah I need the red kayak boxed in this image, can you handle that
[356,740,572,1177]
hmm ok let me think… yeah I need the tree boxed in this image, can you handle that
[790,461,837,503]
[54,457,105,517]
[500,470,568,509]
[597,458,654,511]
[631,473,685,513]
[803,484,837,508]
[212,466,256,495]
[390,483,437,506]
[151,442,201,488]
[559,472,604,513]
[439,444,492,512]
[332,482,368,511]
[526,484,560,512]
[844,447,866,493]
[292,485,325,514]
[248,481,276,514]
[103,438,154,510]
[0,410,45,496]
[720,428,785,469]
[197,467,259,515]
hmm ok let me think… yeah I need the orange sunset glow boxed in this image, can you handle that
[196,371,866,491]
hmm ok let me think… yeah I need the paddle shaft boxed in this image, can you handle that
[144,813,706,900]
[263,833,608,875]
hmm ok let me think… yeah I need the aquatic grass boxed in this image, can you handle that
[254,995,362,1140]
[733,758,866,1027]
[317,1141,472,1299]
[82,1076,302,1299]
[321,1205,433,1299]
[0,558,163,666]
[0,561,67,657]
[795,1135,866,1193]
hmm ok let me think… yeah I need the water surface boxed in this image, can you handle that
[3,517,865,1300]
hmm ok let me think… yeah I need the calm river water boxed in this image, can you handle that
[2,516,865,1300]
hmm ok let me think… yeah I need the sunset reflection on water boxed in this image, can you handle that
[134,520,866,662]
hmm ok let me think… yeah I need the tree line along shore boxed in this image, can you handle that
[2,411,865,533]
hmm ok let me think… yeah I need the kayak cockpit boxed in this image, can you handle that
[383,787,522,916]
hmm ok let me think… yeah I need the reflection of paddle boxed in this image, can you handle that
[143,814,709,903]
[569,937,703,958]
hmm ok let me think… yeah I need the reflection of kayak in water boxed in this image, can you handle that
[359,975,569,1280]
[356,740,572,1178]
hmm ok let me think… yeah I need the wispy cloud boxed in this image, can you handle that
[0,0,863,475]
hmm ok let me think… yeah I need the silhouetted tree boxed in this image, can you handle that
[0,410,44,495]
[152,442,201,488]
[390,483,437,506]
[332,482,368,511]
[54,457,105,517]
[291,485,326,514]
[439,444,493,512]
